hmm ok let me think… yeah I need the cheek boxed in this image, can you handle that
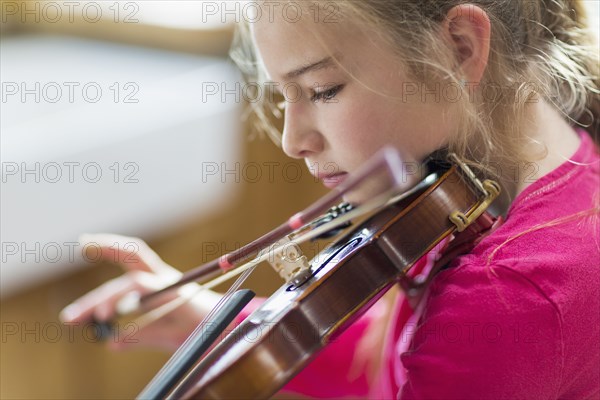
[335,98,414,160]
[322,102,385,158]
[317,88,448,165]
[366,98,450,162]
[330,94,394,142]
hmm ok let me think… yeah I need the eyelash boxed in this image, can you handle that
[310,85,344,103]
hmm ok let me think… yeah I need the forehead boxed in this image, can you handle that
[250,10,365,80]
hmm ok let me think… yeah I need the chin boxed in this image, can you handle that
[340,181,388,206]
[341,191,366,206]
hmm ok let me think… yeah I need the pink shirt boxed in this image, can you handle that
[245,129,600,399]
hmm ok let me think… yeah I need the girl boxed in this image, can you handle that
[61,1,600,398]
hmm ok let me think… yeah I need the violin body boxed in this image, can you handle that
[168,166,483,399]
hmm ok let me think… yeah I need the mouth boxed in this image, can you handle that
[318,172,348,189]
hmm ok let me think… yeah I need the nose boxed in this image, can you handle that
[281,101,324,159]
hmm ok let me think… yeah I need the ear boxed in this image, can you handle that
[441,4,491,83]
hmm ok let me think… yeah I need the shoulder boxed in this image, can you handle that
[425,261,563,327]
[399,262,565,399]
[422,260,565,342]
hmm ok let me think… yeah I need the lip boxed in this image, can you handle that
[317,172,348,189]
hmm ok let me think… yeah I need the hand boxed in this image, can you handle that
[59,233,222,352]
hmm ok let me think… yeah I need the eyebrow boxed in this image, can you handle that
[284,56,337,79]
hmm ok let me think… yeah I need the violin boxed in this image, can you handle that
[128,150,500,399]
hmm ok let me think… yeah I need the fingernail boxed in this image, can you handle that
[59,305,80,322]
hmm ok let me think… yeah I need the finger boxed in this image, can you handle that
[59,271,165,323]
[60,274,139,323]
[79,233,175,275]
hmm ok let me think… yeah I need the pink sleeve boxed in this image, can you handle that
[399,264,563,399]
[236,296,389,398]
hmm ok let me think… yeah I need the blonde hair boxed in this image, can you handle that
[231,0,599,177]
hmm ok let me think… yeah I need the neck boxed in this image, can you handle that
[488,100,581,217]
[514,100,581,196]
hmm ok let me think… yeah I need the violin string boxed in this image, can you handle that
[190,262,257,342]
[125,262,258,332]
[123,183,416,333]
[121,170,441,335]
[146,184,417,387]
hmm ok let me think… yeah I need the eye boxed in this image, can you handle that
[311,84,344,103]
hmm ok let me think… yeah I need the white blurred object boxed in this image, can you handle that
[0,34,244,297]
[584,0,600,45]
[37,1,249,30]
[132,1,244,30]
